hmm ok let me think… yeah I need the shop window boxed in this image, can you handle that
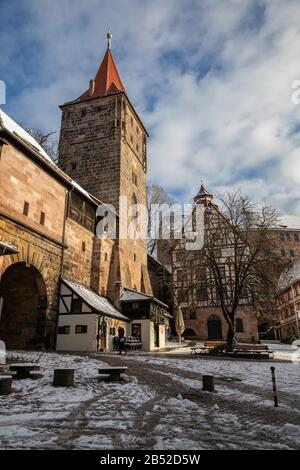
[58,326,70,335]
[75,325,87,334]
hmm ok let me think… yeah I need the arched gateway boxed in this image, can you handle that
[0,262,48,349]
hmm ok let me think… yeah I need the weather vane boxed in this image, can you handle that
[107,27,112,50]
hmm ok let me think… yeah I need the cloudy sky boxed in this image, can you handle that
[2,0,300,223]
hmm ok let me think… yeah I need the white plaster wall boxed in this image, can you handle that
[56,314,98,352]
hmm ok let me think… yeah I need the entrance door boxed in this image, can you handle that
[0,262,47,349]
[207,315,222,340]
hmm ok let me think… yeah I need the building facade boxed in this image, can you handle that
[0,38,168,352]
[277,262,300,341]
[171,184,258,343]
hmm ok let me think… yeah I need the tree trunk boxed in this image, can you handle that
[226,325,235,352]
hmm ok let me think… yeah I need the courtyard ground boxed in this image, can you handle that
[0,349,299,450]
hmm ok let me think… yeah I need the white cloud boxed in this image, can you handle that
[2,0,300,222]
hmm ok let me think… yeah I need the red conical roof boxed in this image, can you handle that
[93,48,126,94]
[78,48,126,100]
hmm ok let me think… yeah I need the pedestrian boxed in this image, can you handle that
[118,328,127,355]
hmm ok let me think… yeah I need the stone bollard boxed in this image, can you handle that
[0,376,12,395]
[202,375,214,392]
[53,369,74,387]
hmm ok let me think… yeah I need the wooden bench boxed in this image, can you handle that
[233,344,274,359]
[98,367,128,380]
[9,363,41,379]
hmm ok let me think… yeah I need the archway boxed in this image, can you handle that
[0,262,47,349]
[207,314,223,340]
[183,328,197,339]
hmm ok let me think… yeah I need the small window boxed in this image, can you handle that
[279,233,285,241]
[95,125,101,133]
[281,249,286,257]
[236,318,244,333]
[79,128,86,135]
[71,298,82,313]
[116,119,120,127]
[136,144,139,152]
[132,302,139,309]
[104,252,108,261]
[82,242,86,252]
[136,126,139,134]
[190,310,197,320]
[134,253,137,262]
[130,135,134,143]
[132,171,137,185]
[40,212,45,225]
[75,325,87,334]
[290,249,295,257]
[294,233,299,242]
[58,326,70,335]
[286,233,291,241]
[96,106,104,112]
[71,161,77,170]
[23,201,29,216]
[81,109,86,117]
[110,327,116,336]
[131,117,134,127]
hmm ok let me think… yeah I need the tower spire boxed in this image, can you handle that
[107,27,112,50]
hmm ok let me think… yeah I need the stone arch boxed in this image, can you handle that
[183,328,198,339]
[0,262,48,349]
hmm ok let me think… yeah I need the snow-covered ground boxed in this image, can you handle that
[0,350,299,450]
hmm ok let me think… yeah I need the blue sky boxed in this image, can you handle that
[2,0,300,224]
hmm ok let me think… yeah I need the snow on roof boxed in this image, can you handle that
[0,109,117,215]
[279,261,300,291]
[0,108,53,162]
[120,288,169,309]
[62,279,129,321]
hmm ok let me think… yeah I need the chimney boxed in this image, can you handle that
[89,79,95,96]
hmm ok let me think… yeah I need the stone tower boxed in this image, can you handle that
[58,33,152,296]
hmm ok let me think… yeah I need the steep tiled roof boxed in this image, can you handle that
[62,279,129,321]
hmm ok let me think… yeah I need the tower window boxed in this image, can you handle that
[82,242,86,252]
[71,161,77,170]
[104,252,108,261]
[130,135,134,143]
[132,171,137,185]
[131,117,134,127]
[136,126,139,134]
[81,109,87,118]
[40,212,45,226]
[23,201,29,216]
[136,144,139,152]
[134,253,137,262]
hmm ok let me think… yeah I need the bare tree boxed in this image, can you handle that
[172,190,289,351]
[147,184,175,255]
[24,127,58,163]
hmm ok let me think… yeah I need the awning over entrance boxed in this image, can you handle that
[61,279,129,321]
[0,241,19,256]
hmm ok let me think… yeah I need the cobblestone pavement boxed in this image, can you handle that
[0,351,299,450]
